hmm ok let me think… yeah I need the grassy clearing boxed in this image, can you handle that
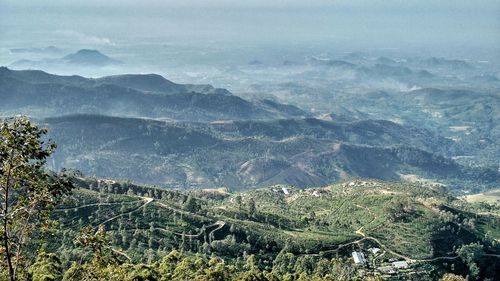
[462,188,500,205]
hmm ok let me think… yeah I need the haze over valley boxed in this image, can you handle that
[0,1,499,280]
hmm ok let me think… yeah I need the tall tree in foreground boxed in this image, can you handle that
[0,117,73,281]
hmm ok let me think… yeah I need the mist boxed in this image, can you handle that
[1,0,499,57]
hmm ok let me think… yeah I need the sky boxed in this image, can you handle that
[1,0,499,54]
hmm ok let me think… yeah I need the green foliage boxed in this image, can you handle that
[75,225,112,263]
[0,117,73,281]
[272,250,296,276]
[34,177,499,280]
[28,252,63,281]
[0,121,498,281]
[456,243,484,280]
[247,198,256,217]
[184,195,200,213]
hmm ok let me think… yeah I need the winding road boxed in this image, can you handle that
[55,199,143,212]
[75,193,500,265]
[99,197,153,226]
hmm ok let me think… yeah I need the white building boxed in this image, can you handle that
[369,247,381,255]
[352,251,366,265]
[377,266,396,274]
[392,261,409,269]
[281,187,290,195]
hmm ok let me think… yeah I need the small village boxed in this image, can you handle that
[351,249,415,279]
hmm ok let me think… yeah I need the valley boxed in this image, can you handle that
[0,67,498,191]
[1,4,499,278]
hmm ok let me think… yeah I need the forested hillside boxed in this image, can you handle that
[41,175,500,280]
[2,118,497,280]
[42,114,498,190]
[0,67,497,191]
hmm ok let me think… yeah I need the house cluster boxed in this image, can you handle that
[351,249,409,276]
[352,248,380,266]
[342,180,382,189]
[271,185,292,196]
[97,179,117,186]
[369,247,381,255]
[376,259,409,275]
[352,251,367,265]
[304,188,325,197]
[270,185,329,198]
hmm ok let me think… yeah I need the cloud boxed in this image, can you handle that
[54,30,116,46]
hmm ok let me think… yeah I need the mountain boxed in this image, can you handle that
[0,67,309,121]
[95,74,187,94]
[207,118,454,155]
[310,86,500,167]
[306,56,436,80]
[416,57,474,70]
[308,58,357,69]
[61,49,121,66]
[96,73,235,95]
[2,67,496,188]
[320,107,371,122]
[9,45,62,54]
[9,49,120,68]
[359,64,435,80]
[43,114,498,189]
[375,56,398,65]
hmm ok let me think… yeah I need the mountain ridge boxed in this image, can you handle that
[0,67,310,121]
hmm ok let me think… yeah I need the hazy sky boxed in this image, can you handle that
[1,0,499,52]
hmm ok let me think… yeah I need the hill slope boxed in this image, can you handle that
[48,177,500,280]
[0,67,309,121]
[43,114,498,189]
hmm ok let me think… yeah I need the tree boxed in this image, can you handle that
[237,255,268,281]
[204,256,232,281]
[184,194,200,213]
[237,270,268,281]
[126,264,158,281]
[0,117,73,281]
[75,225,112,264]
[64,225,119,280]
[244,255,258,271]
[293,255,315,275]
[329,258,356,280]
[28,252,63,281]
[235,195,242,209]
[247,198,256,217]
[456,242,484,280]
[159,249,183,280]
[272,250,296,276]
